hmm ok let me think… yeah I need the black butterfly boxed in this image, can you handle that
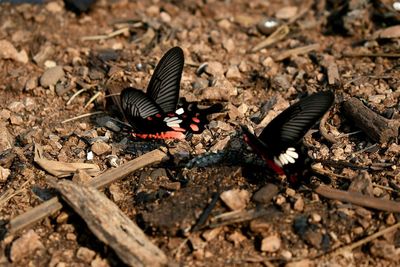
[242,91,334,185]
[121,47,222,139]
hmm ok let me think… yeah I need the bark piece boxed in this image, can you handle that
[53,180,167,266]
[8,149,168,234]
[342,97,399,143]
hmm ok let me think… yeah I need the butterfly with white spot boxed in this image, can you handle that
[120,47,222,140]
[241,91,334,186]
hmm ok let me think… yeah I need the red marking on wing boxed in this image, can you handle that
[171,127,186,132]
[135,131,185,140]
[155,114,162,118]
[192,117,200,123]
[190,124,199,132]
[242,133,285,176]
[147,117,153,120]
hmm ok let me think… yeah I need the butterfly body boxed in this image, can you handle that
[121,47,222,139]
[242,91,334,185]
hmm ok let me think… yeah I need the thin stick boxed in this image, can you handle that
[7,149,168,234]
[330,222,400,256]
[343,52,400,58]
[81,27,130,41]
[314,185,400,212]
[61,111,104,124]
[66,88,88,105]
[0,177,32,210]
[319,111,337,143]
[84,91,102,109]
[274,43,320,61]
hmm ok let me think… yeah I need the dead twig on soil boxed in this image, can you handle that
[66,88,88,105]
[251,25,290,53]
[7,149,168,234]
[329,222,400,257]
[84,91,102,109]
[81,27,130,41]
[343,97,399,143]
[206,206,278,229]
[274,43,320,61]
[314,185,400,213]
[0,176,33,211]
[319,111,337,144]
[61,111,104,124]
[342,52,400,58]
[51,179,167,266]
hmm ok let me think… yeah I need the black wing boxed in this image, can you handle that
[146,47,184,114]
[259,91,334,151]
[121,87,162,130]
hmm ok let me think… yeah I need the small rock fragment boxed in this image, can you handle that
[205,61,225,77]
[261,235,281,252]
[10,230,44,262]
[370,240,398,261]
[227,231,247,247]
[91,255,109,267]
[0,166,11,182]
[33,45,55,66]
[40,66,65,88]
[8,101,25,113]
[272,74,291,91]
[220,189,250,211]
[91,141,111,156]
[252,183,279,204]
[202,227,223,242]
[250,219,273,236]
[46,1,63,13]
[109,184,124,202]
[222,38,235,53]
[293,197,304,211]
[225,65,241,79]
[76,247,96,263]
[275,6,298,20]
[10,115,23,125]
[0,40,29,63]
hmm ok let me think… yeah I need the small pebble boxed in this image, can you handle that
[91,141,111,156]
[294,197,304,211]
[276,6,298,20]
[40,66,65,88]
[10,230,44,262]
[205,61,225,77]
[0,40,28,63]
[220,189,250,211]
[261,235,281,252]
[0,166,11,182]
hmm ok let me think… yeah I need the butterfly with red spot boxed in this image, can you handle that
[242,91,334,186]
[121,47,222,140]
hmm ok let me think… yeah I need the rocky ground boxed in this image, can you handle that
[0,0,400,266]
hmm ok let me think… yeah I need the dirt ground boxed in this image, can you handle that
[0,0,400,266]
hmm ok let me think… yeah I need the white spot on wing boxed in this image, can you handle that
[175,108,184,115]
[164,116,182,128]
[275,147,298,166]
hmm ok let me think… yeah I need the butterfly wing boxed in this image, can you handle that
[120,87,162,131]
[146,47,184,114]
[259,91,334,153]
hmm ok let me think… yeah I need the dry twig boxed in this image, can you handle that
[314,185,400,212]
[7,149,168,234]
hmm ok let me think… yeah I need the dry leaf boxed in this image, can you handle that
[34,143,100,178]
